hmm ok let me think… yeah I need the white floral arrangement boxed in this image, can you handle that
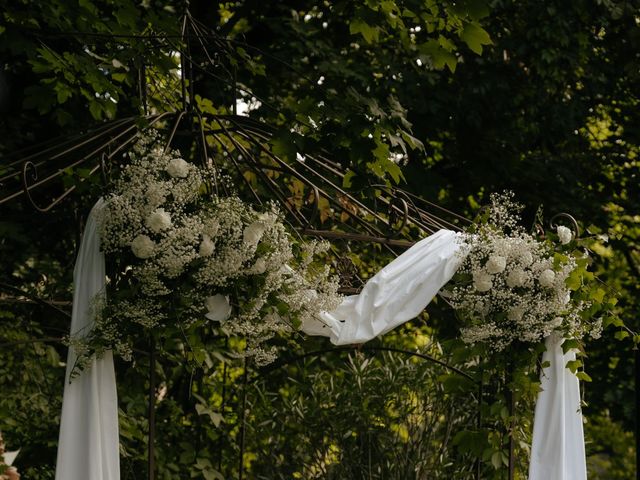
[72,132,341,370]
[448,193,602,352]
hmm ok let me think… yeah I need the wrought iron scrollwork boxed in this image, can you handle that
[549,212,580,238]
[335,254,360,291]
[22,160,77,213]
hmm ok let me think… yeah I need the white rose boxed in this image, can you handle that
[519,251,533,267]
[508,306,525,321]
[146,208,172,233]
[243,221,266,246]
[131,234,155,259]
[557,226,572,245]
[538,269,556,288]
[550,316,564,328]
[473,271,493,292]
[486,255,507,274]
[199,235,215,257]
[166,158,190,178]
[205,294,232,323]
[506,268,528,288]
[146,182,167,206]
[251,257,267,274]
[206,220,220,238]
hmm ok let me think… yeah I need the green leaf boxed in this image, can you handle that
[88,101,103,120]
[270,133,297,162]
[576,371,592,382]
[195,404,224,427]
[112,72,128,83]
[343,170,356,188]
[565,359,582,373]
[561,339,580,354]
[418,40,458,72]
[592,288,606,303]
[491,451,502,469]
[460,22,492,55]
[465,0,490,19]
[400,130,424,151]
[349,19,381,44]
[614,330,630,341]
[78,0,99,15]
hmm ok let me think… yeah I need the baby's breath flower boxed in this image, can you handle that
[449,192,595,353]
[73,131,342,372]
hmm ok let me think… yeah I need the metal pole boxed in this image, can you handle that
[475,373,483,480]
[148,341,156,480]
[508,366,515,480]
[634,346,640,480]
[238,358,248,480]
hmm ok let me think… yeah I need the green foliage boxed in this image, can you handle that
[246,347,478,479]
[585,412,636,479]
[1,0,639,478]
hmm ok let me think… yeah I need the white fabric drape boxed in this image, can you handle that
[302,229,465,345]
[55,199,120,480]
[529,334,586,480]
[303,228,586,479]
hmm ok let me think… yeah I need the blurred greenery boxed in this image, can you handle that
[1,0,639,478]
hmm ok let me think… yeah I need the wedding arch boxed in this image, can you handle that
[0,9,606,480]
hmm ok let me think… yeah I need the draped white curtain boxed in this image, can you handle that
[57,211,584,480]
[302,229,465,344]
[55,199,120,480]
[529,335,586,480]
[302,228,586,480]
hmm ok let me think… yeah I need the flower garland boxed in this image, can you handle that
[71,132,341,371]
[448,193,603,352]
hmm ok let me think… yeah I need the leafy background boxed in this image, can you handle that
[1,0,639,478]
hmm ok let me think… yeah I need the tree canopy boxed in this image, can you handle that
[1,0,639,478]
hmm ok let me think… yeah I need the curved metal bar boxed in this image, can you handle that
[164,110,188,153]
[254,345,476,382]
[226,121,392,239]
[100,152,110,187]
[549,213,580,238]
[387,192,409,238]
[4,113,171,209]
[22,161,77,213]
[305,185,320,229]
[0,282,71,318]
[0,337,64,349]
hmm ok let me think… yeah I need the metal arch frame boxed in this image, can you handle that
[0,9,594,480]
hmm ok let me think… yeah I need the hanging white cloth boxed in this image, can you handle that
[529,334,586,480]
[55,199,120,480]
[302,229,466,345]
[303,228,586,479]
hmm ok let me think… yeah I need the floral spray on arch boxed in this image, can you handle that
[70,131,341,374]
[447,192,604,353]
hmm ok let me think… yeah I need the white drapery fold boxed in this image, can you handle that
[303,228,586,479]
[529,334,586,480]
[302,229,465,345]
[55,199,120,480]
